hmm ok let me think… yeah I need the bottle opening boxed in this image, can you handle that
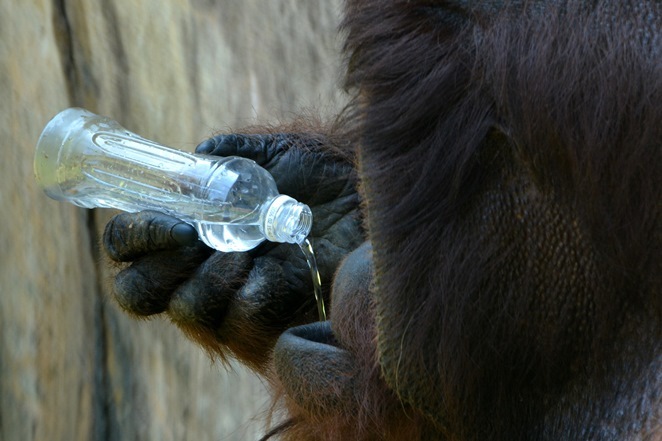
[263,195,313,244]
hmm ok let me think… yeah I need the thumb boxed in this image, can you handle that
[103,210,199,262]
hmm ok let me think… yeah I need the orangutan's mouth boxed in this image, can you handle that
[273,320,356,411]
[277,320,343,351]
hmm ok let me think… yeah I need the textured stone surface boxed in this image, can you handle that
[0,1,342,439]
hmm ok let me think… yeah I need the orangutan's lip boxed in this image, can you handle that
[278,320,343,350]
[274,320,355,412]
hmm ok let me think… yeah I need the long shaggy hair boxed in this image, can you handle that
[264,0,661,439]
[341,0,661,439]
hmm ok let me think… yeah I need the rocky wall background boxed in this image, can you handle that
[0,1,343,439]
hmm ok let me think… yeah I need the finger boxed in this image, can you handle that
[113,244,211,316]
[195,134,241,155]
[169,253,306,366]
[103,210,199,262]
[168,253,303,332]
[227,255,317,328]
[195,134,289,166]
[167,251,252,328]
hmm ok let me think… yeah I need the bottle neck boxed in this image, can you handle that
[262,195,313,244]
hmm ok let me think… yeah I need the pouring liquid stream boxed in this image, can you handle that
[299,238,327,321]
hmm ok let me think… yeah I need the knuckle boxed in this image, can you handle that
[113,267,168,316]
[103,215,131,262]
[195,134,239,156]
[113,269,145,312]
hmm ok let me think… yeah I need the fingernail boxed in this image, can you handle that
[170,223,198,245]
[195,139,215,154]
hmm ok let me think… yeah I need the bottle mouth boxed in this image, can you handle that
[263,195,313,244]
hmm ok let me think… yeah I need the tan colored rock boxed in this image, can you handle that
[0,1,342,439]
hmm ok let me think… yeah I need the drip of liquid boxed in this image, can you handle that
[299,238,327,321]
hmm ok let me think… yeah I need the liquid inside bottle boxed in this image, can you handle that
[34,108,312,252]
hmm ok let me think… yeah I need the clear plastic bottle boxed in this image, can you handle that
[34,108,312,252]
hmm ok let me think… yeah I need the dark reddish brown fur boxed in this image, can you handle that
[261,1,661,440]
